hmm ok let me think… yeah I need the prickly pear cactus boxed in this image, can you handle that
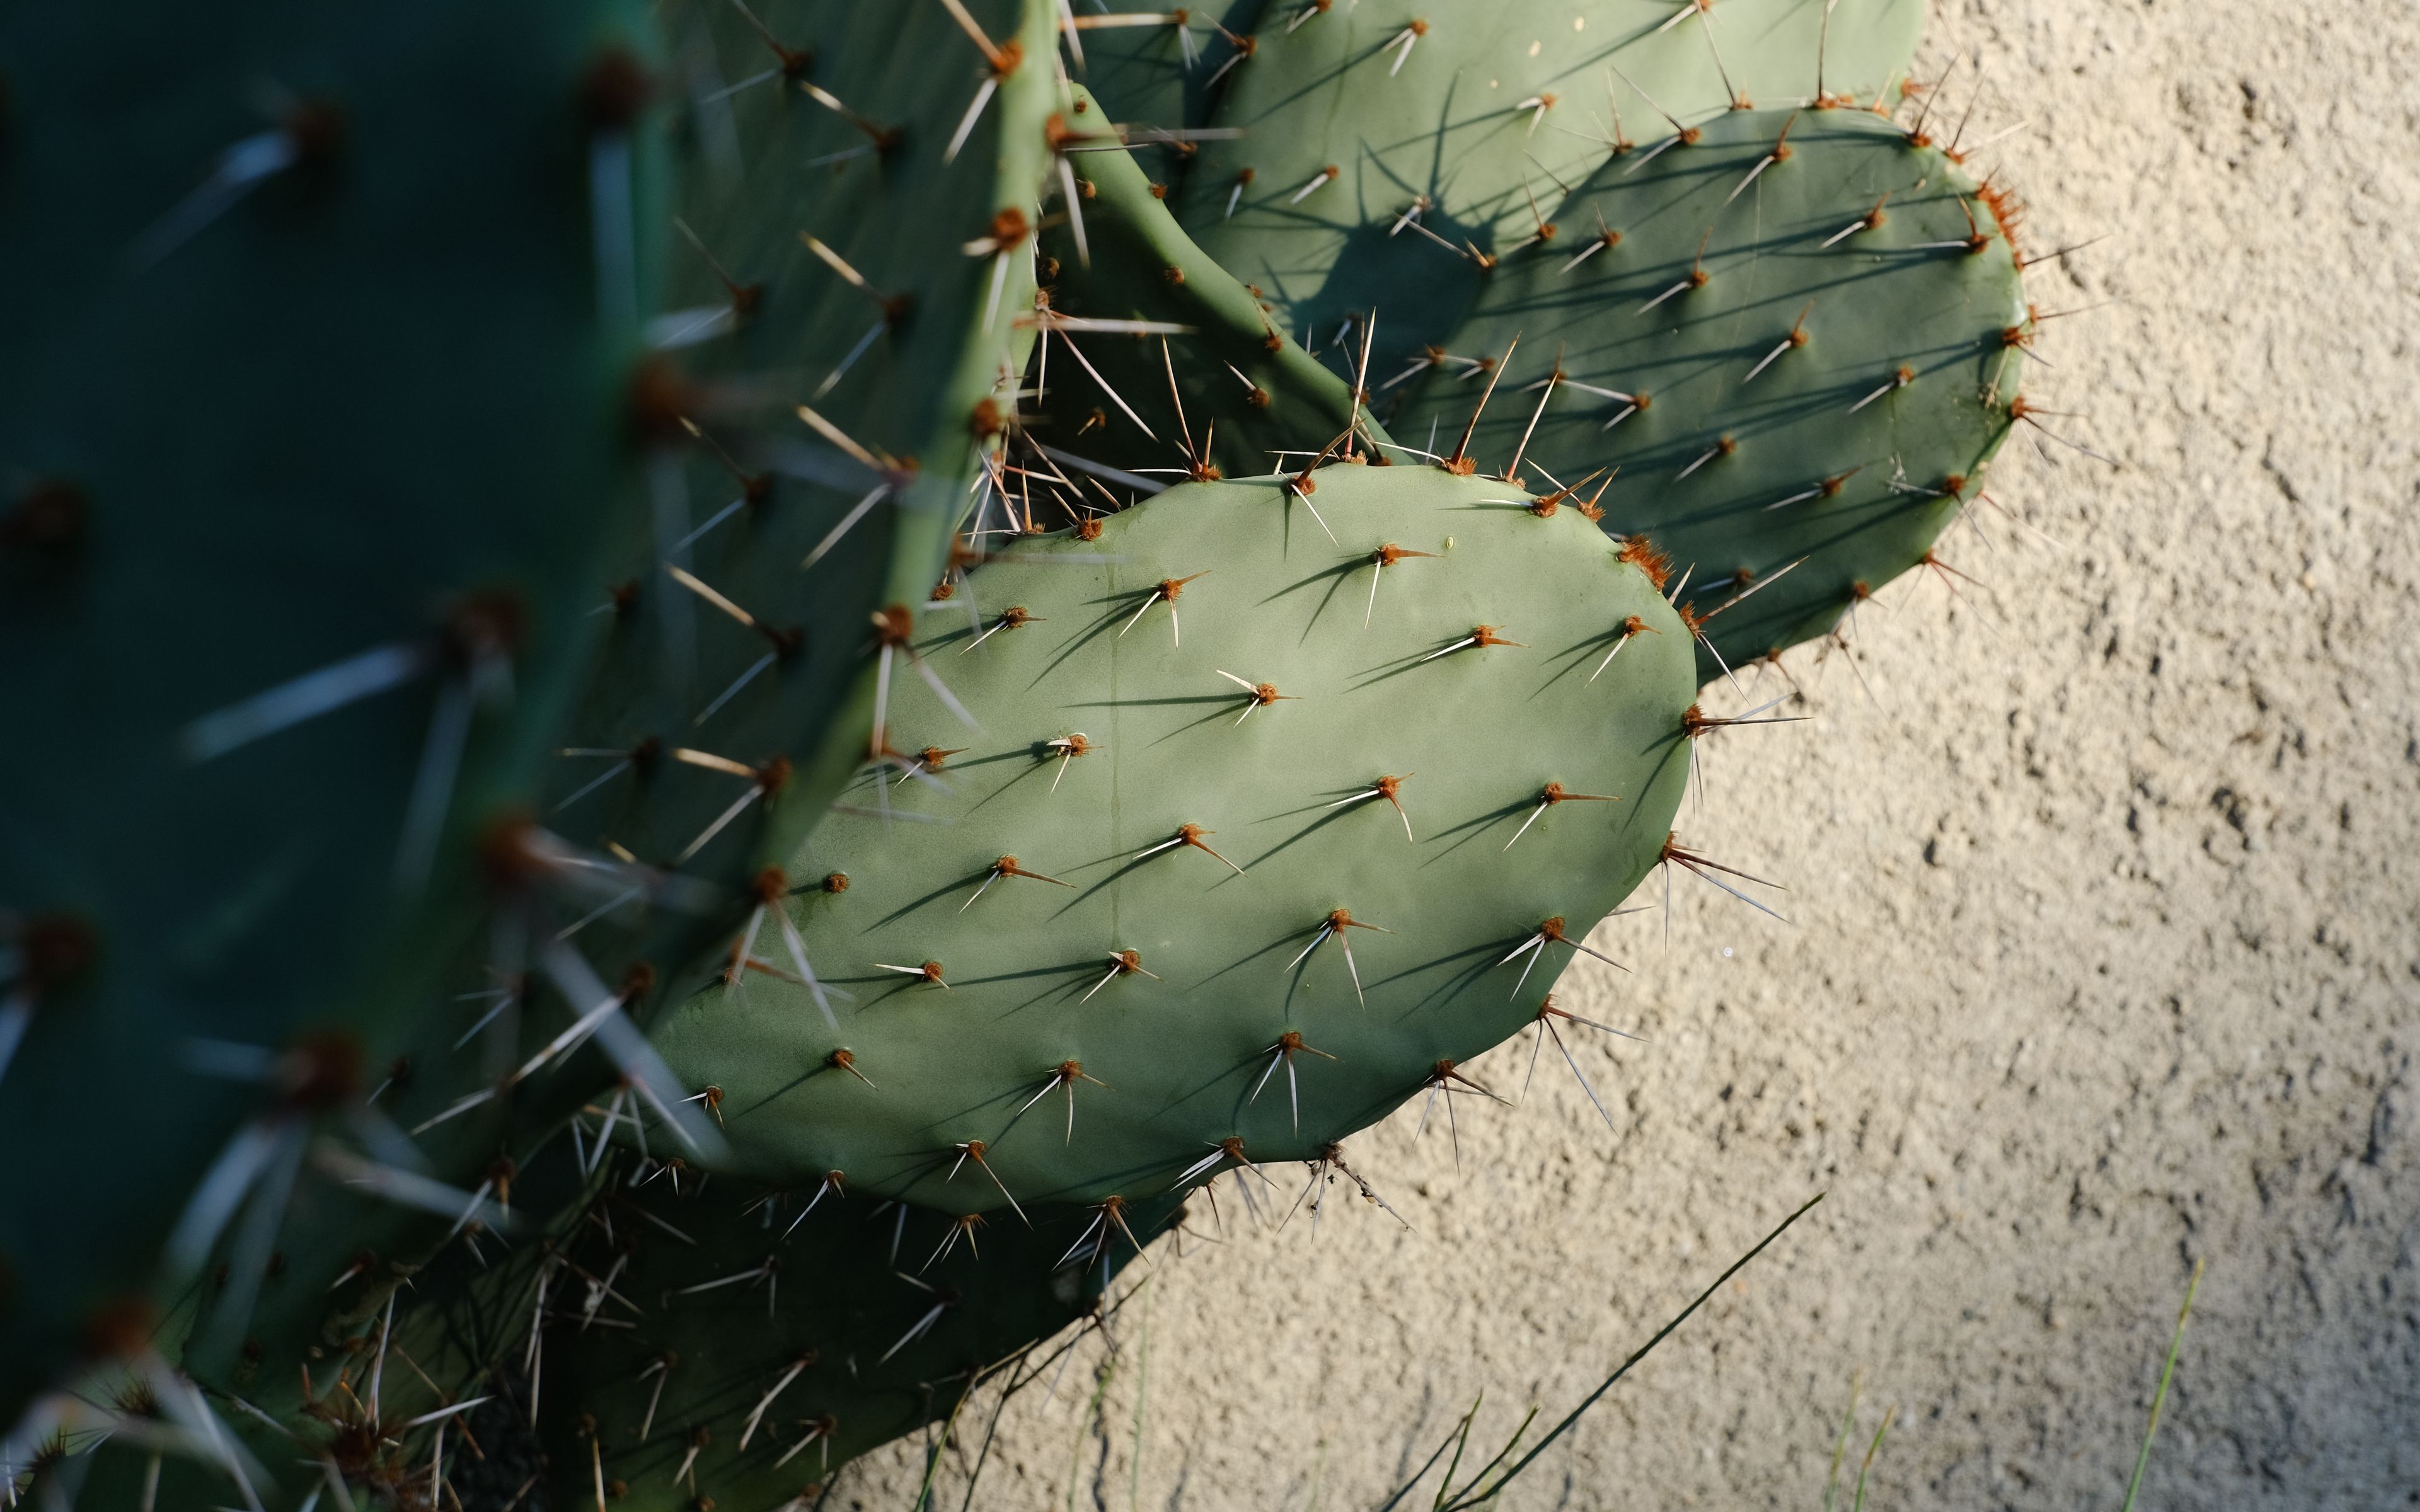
[1388,106,2029,677]
[539,1176,1183,1507]
[51,1150,601,1512]
[1,0,1075,1478]
[0,0,667,1424]
[142,0,1069,1467]
[1036,86,1376,487]
[650,461,1697,1211]
[1175,0,1925,376]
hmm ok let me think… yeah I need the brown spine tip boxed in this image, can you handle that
[823,871,850,893]
[580,47,652,132]
[987,207,1032,250]
[279,99,347,169]
[477,811,546,889]
[3,478,89,554]
[277,1031,364,1113]
[625,358,694,447]
[1618,536,1673,591]
[444,588,527,668]
[18,914,96,996]
[79,1297,158,1362]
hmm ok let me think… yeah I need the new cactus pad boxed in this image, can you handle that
[649,461,1698,1210]
[1036,86,1377,484]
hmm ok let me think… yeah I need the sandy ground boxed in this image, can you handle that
[846,1,2420,1505]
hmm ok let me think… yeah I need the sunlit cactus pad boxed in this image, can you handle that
[651,461,1697,1211]
[1390,106,2028,675]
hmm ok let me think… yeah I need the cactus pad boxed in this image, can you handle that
[0,0,664,1420]
[542,1178,1181,1506]
[650,461,1697,1211]
[1175,0,1923,375]
[154,0,1073,1445]
[1387,106,2028,677]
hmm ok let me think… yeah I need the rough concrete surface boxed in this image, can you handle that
[848,1,2420,1505]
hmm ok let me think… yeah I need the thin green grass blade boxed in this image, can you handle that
[1444,1406,1538,1508]
[911,1375,975,1511]
[1438,1191,1826,1509]
[2119,1257,2206,1512]
[1823,1374,1864,1512]
[1373,1420,1472,1512]
[1432,1394,1484,1512]
[1850,1406,1895,1512]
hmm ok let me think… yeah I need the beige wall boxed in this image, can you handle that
[851,2,2420,1504]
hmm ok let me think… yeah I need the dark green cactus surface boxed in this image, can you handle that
[650,461,1698,1211]
[1388,106,2028,677]
[0,0,667,1424]
[1,0,1076,1479]
[1175,0,1924,376]
[540,1177,1182,1508]
[157,0,1074,1468]
[1064,0,1267,137]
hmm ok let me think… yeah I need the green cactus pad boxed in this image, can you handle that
[540,1177,1180,1507]
[649,461,1697,1211]
[556,0,1064,873]
[1035,86,1377,490]
[0,0,666,1421]
[1386,106,2028,678]
[1175,0,1923,376]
